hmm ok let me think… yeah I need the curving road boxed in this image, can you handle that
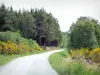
[0,49,63,75]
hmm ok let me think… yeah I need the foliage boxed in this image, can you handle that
[0,31,21,43]
[0,40,42,55]
[64,62,100,75]
[0,4,62,45]
[60,32,68,48]
[0,31,43,51]
[67,17,100,49]
[49,50,69,75]
[20,38,43,51]
[49,50,100,75]
[19,11,36,38]
[71,48,100,63]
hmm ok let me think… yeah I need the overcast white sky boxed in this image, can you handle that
[0,0,100,32]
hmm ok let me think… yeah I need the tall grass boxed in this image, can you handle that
[49,50,69,75]
[49,50,100,75]
[65,62,100,75]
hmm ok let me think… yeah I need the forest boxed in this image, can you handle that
[0,3,62,47]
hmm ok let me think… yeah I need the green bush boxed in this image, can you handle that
[71,48,100,63]
[0,40,43,55]
[0,31,21,43]
[0,31,43,55]
[20,38,43,51]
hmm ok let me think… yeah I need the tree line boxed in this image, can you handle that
[0,4,62,46]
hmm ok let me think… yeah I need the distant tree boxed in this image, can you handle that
[0,3,7,31]
[92,19,100,47]
[3,6,18,31]
[67,17,99,49]
[33,8,62,45]
[60,32,67,48]
[19,11,36,38]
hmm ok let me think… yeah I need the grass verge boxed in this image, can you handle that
[0,50,45,66]
[49,50,100,75]
[49,50,69,75]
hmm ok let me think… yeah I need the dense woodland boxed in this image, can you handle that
[0,4,62,46]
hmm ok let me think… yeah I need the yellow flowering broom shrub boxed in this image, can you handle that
[0,31,43,55]
[71,48,100,63]
[89,48,100,63]
[0,40,43,55]
[71,48,89,59]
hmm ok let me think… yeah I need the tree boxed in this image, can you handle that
[93,19,100,47]
[33,9,62,45]
[60,32,67,48]
[3,6,18,31]
[19,11,36,38]
[67,17,98,49]
[0,3,8,31]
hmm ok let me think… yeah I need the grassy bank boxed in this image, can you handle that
[49,50,69,75]
[0,50,45,66]
[49,50,100,75]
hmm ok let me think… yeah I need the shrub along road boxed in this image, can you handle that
[0,49,63,75]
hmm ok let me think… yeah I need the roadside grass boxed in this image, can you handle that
[49,50,100,75]
[0,55,20,66]
[0,50,46,66]
[49,50,69,75]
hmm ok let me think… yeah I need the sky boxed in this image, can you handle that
[0,0,100,32]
